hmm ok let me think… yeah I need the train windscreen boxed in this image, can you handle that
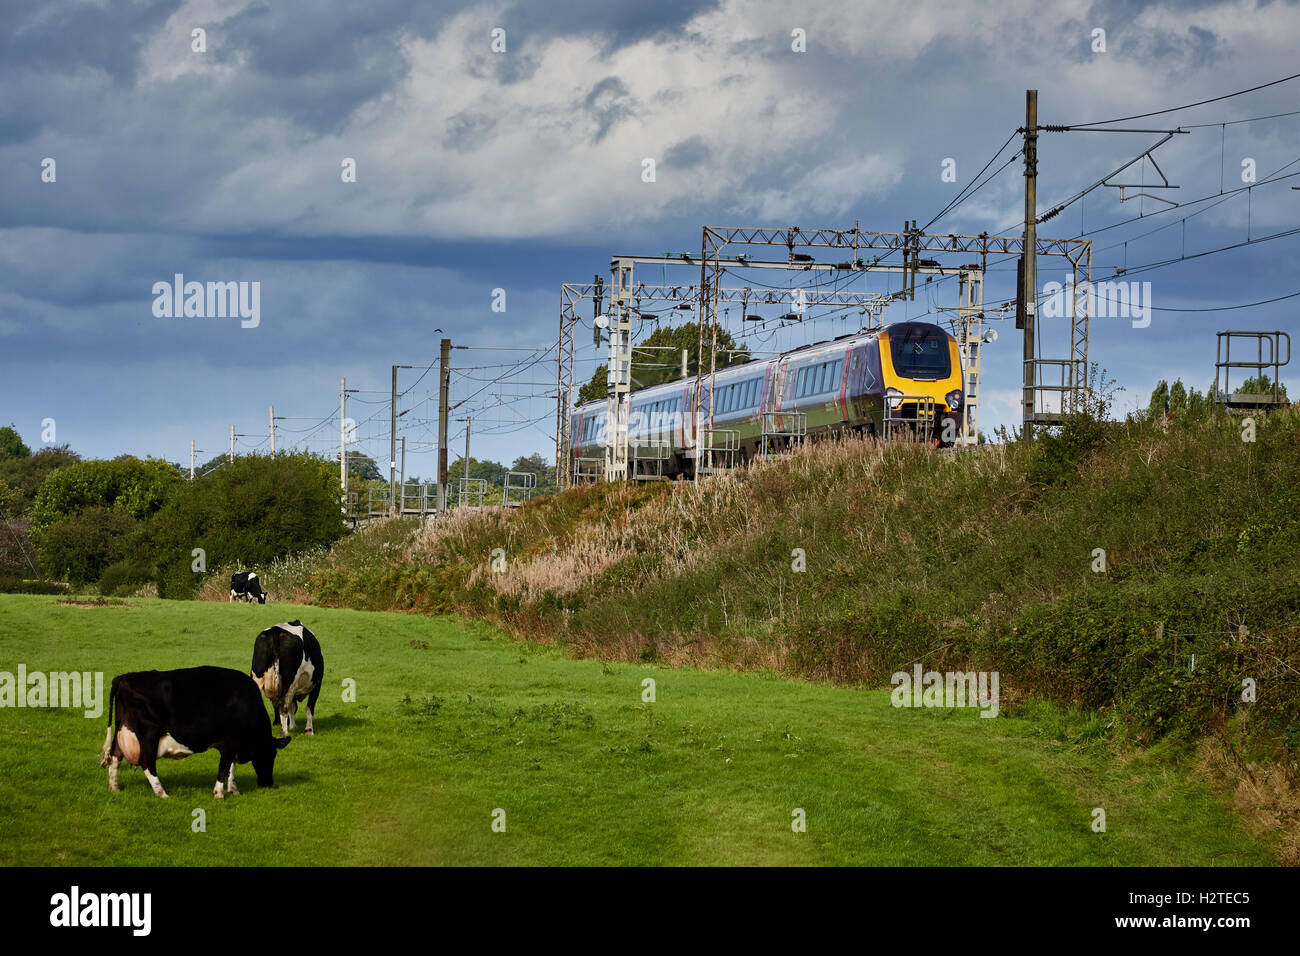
[889,325,951,380]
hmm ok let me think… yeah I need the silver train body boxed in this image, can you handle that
[569,320,966,479]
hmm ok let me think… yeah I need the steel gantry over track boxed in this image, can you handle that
[553,260,891,489]
[697,223,1092,436]
[553,224,1092,489]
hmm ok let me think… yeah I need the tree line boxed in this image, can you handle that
[0,425,347,597]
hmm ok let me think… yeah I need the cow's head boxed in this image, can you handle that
[256,591,268,604]
[253,735,291,787]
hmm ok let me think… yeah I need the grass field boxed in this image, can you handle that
[0,594,1275,866]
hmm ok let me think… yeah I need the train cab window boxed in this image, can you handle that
[889,325,951,380]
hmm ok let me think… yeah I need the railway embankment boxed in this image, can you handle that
[214,407,1300,858]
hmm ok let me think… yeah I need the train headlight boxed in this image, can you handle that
[945,389,963,411]
[885,388,903,409]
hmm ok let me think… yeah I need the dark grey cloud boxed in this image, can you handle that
[665,134,709,170]
[1,0,1298,468]
[583,75,636,141]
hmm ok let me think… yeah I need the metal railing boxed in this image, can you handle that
[1024,358,1086,423]
[398,483,438,515]
[630,438,672,481]
[503,471,537,507]
[697,428,740,474]
[1215,330,1290,412]
[572,455,604,484]
[759,410,807,459]
[458,477,487,509]
[883,395,937,443]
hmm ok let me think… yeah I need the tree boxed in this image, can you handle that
[1146,380,1169,418]
[0,479,23,519]
[577,322,751,404]
[1168,379,1187,413]
[0,425,30,461]
[146,452,346,598]
[0,444,80,513]
[38,506,138,586]
[510,452,556,495]
[30,456,182,535]
[1235,375,1288,398]
[346,450,383,481]
[447,456,506,486]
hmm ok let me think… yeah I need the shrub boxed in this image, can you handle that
[30,456,180,534]
[147,452,346,599]
[0,576,69,594]
[97,559,154,597]
[37,507,139,586]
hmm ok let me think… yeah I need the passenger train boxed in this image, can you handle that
[570,320,965,479]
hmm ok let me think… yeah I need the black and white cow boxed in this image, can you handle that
[251,621,324,737]
[98,666,290,799]
[229,570,268,604]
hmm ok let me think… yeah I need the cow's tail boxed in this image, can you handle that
[98,677,118,767]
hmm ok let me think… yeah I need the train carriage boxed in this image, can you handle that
[569,320,965,480]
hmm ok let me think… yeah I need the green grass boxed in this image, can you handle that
[0,595,1274,865]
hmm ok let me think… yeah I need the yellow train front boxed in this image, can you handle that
[568,319,966,479]
[869,320,965,445]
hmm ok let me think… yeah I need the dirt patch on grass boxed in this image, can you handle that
[57,597,129,608]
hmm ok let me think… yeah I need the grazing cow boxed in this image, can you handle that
[98,666,290,799]
[251,621,324,737]
[229,571,268,604]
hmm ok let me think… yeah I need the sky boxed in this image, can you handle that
[2,0,1299,480]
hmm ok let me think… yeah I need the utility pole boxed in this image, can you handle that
[437,338,450,514]
[190,440,195,480]
[269,405,276,454]
[229,425,235,462]
[451,416,471,508]
[390,365,398,516]
[1022,89,1038,440]
[399,436,406,513]
[682,348,688,380]
[339,378,347,495]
